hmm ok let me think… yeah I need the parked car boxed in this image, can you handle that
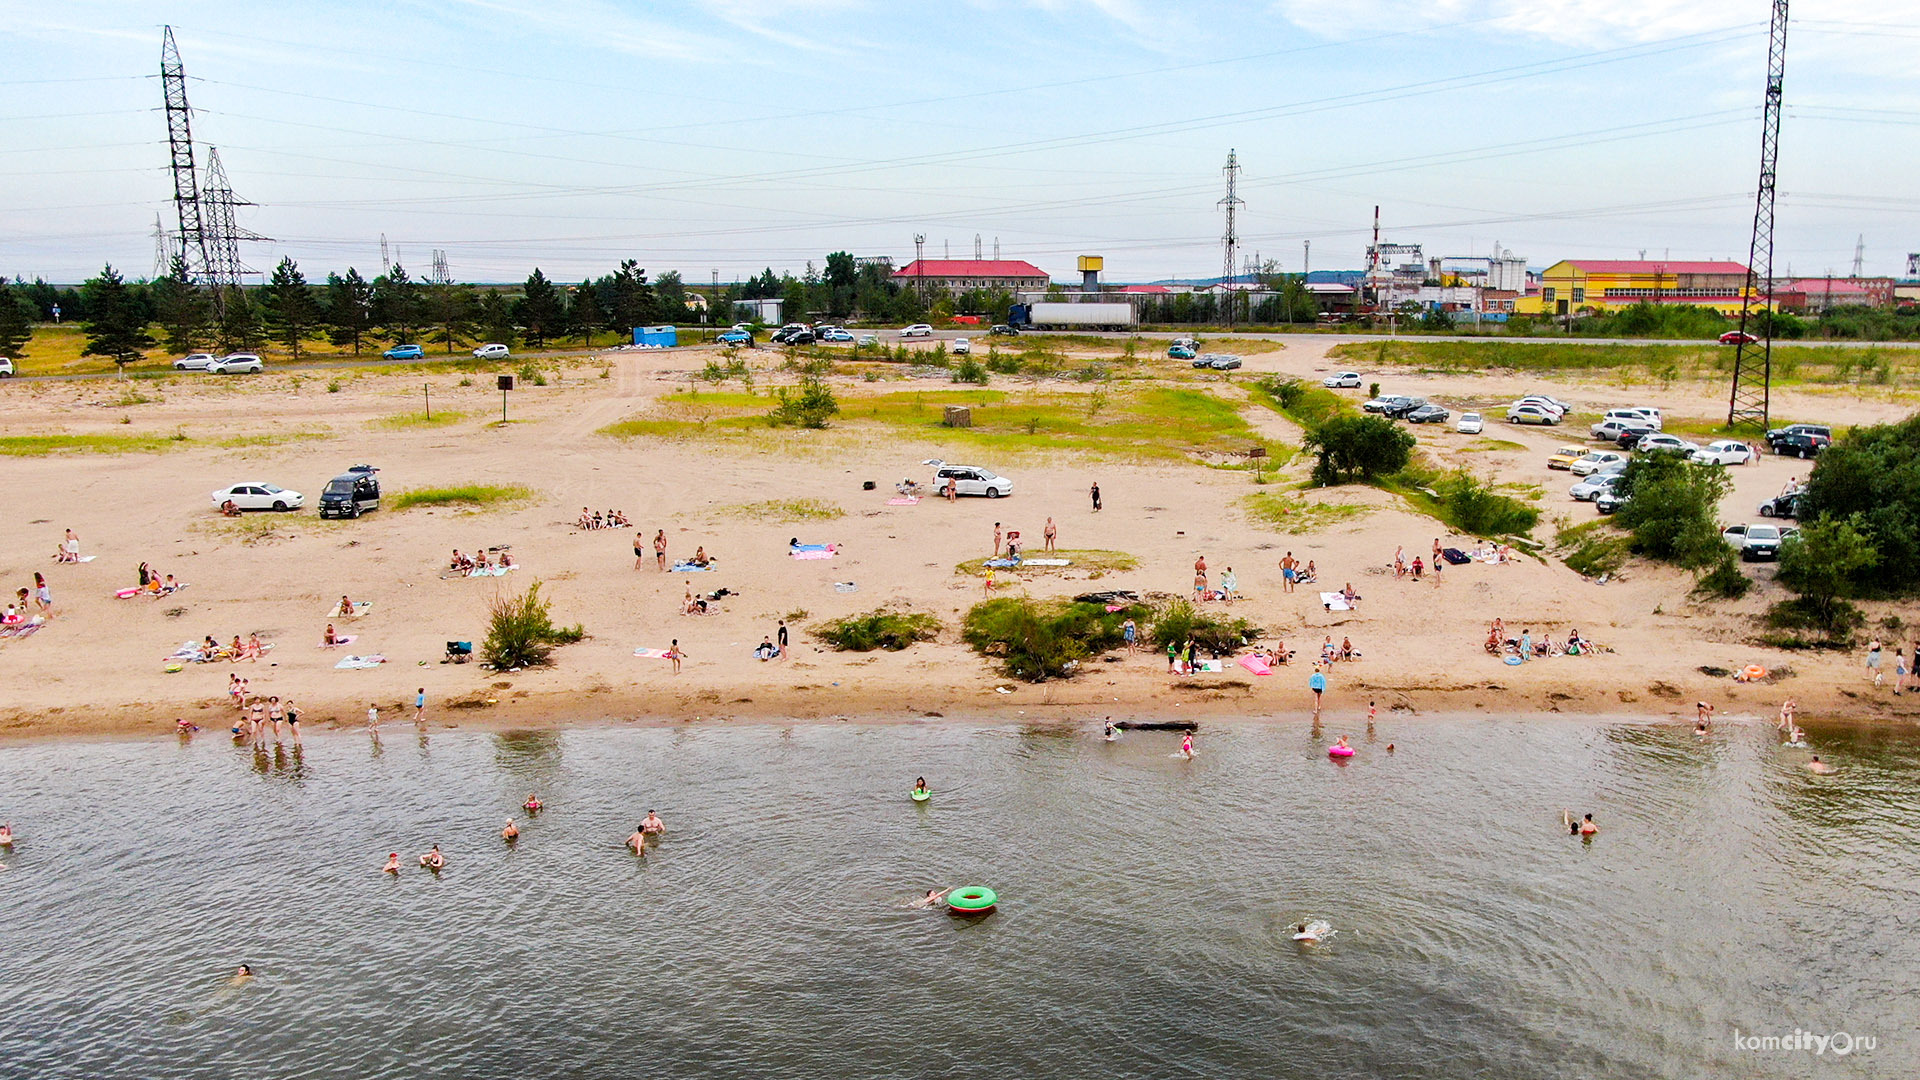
[1455,412,1483,434]
[210,482,302,512]
[1171,337,1199,351]
[1766,423,1832,458]
[1548,446,1587,470]
[0,357,14,377]
[1322,371,1362,388]
[818,328,854,343]
[1507,402,1562,425]
[1692,439,1755,466]
[1405,403,1450,424]
[1380,396,1426,419]
[901,324,934,338]
[856,334,880,347]
[1168,344,1197,361]
[928,460,1012,498]
[952,338,971,355]
[1205,354,1242,371]
[318,465,381,519]
[1594,490,1628,514]
[173,352,219,371]
[1739,523,1795,561]
[717,329,753,346]
[1758,491,1802,519]
[211,353,264,374]
[1570,473,1625,502]
[1614,425,1660,451]
[1593,417,1651,441]
[1570,451,1628,476]
[383,344,424,361]
[472,343,510,360]
[1596,408,1662,433]
[1719,330,1759,345]
[1516,395,1567,418]
[989,324,1020,336]
[1635,433,1699,456]
[771,325,815,345]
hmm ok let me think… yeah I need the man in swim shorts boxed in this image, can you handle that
[641,811,666,835]
[1279,552,1296,593]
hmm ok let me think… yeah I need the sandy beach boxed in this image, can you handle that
[3,336,1916,741]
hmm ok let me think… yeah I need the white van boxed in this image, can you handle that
[1599,408,1661,431]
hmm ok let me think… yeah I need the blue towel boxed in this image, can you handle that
[790,544,830,553]
[984,558,1021,568]
[671,562,715,573]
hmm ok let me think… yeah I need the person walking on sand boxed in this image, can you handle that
[1309,665,1327,716]
[666,640,686,674]
[1043,517,1057,552]
[777,619,789,659]
[33,573,52,618]
[367,703,379,728]
[415,688,427,723]
[993,522,1003,556]
[634,531,647,571]
[1090,482,1101,512]
[1867,638,1883,685]
[653,529,668,572]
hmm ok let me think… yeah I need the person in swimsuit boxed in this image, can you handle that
[60,528,80,563]
[337,595,355,617]
[267,697,284,741]
[1279,552,1297,593]
[1104,719,1118,741]
[383,852,400,874]
[283,698,300,742]
[626,826,647,854]
[232,964,254,983]
[415,688,426,723]
[641,811,666,835]
[1043,517,1057,552]
[1696,702,1714,726]
[1122,618,1137,652]
[33,573,52,617]
[0,822,13,846]
[692,546,711,567]
[324,623,339,646]
[667,640,686,674]
[1180,732,1194,759]
[524,793,544,813]
[634,532,647,571]
[916,888,952,908]
[502,819,519,842]
[419,845,444,870]
[777,619,789,659]
[1089,482,1101,511]
[1807,755,1834,774]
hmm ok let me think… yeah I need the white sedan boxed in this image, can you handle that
[210,483,303,512]
[1323,371,1362,388]
[472,343,511,359]
[1691,439,1756,466]
[210,353,263,374]
[1636,433,1699,456]
[901,324,934,338]
[1569,451,1628,477]
[1506,403,1562,425]
[1455,412,1483,434]
[173,352,218,371]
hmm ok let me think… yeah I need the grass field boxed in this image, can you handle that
[720,498,845,522]
[391,484,534,511]
[371,410,470,430]
[1239,492,1372,533]
[953,548,1139,576]
[1329,339,1920,389]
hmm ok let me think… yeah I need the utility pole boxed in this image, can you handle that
[1728,0,1790,432]
[913,234,926,302]
[200,147,267,295]
[151,213,172,279]
[1218,149,1242,327]
[1852,235,1864,278]
[380,234,391,276]
[974,234,983,261]
[430,249,450,286]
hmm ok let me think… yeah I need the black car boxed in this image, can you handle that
[1405,403,1450,423]
[1614,425,1658,450]
[319,464,381,519]
[1766,423,1832,459]
[1594,491,1627,514]
[1382,396,1428,419]
[1758,491,1801,519]
[989,324,1020,336]
[770,326,816,345]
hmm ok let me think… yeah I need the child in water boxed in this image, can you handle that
[1180,732,1194,759]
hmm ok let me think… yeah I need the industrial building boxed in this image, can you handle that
[891,259,1049,296]
[1514,259,1754,317]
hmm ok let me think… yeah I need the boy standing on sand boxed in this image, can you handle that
[1279,552,1297,593]
[654,530,668,572]
[777,619,789,659]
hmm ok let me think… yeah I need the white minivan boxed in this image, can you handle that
[927,459,1013,498]
[1600,407,1661,430]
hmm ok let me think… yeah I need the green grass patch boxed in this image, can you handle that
[1146,598,1262,654]
[371,410,469,430]
[1240,493,1371,533]
[721,498,844,522]
[846,385,1280,463]
[1553,519,1631,577]
[1248,376,1356,429]
[1465,438,1527,453]
[215,429,331,449]
[810,608,941,651]
[0,433,179,456]
[962,596,1150,682]
[1387,467,1541,537]
[1328,339,1920,388]
[392,484,534,511]
[953,548,1138,576]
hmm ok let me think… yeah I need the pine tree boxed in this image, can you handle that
[259,256,321,360]
[606,260,656,335]
[517,268,564,347]
[0,276,32,358]
[568,281,602,345]
[217,288,265,353]
[149,255,213,355]
[477,291,518,347]
[325,269,375,354]
[426,283,479,354]
[373,264,424,344]
[79,264,155,376]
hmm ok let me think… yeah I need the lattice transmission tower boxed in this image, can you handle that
[160,27,267,315]
[201,147,267,294]
[1727,0,1790,431]
[1218,149,1242,327]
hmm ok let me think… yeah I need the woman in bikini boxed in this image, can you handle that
[267,696,285,741]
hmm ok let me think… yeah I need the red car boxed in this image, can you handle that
[1719,330,1758,345]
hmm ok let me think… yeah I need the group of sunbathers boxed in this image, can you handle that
[135,563,181,596]
[577,507,630,530]
[1320,635,1361,663]
[448,549,514,573]
[176,634,270,663]
[53,528,83,563]
[1485,618,1598,657]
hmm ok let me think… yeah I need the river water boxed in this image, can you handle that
[0,715,1913,1079]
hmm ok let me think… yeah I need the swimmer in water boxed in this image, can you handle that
[1385,742,1395,753]
[1180,732,1194,759]
[383,852,400,874]
[916,888,952,909]
[1696,701,1714,726]
[1292,919,1333,943]
[524,793,544,813]
[1787,726,1808,746]
[912,776,930,799]
[419,845,444,870]
[232,964,254,984]
[641,810,666,835]
[1694,720,1708,736]
[1103,718,1118,741]
[1807,755,1834,774]
[626,826,647,854]
[501,819,519,842]
[0,822,12,846]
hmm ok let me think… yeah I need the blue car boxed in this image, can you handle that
[717,329,753,346]
[1168,345,1196,360]
[383,344,424,360]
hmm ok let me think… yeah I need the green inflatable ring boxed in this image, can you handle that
[947,886,997,913]
[911,788,930,803]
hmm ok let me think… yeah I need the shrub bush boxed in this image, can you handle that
[1147,598,1260,656]
[962,597,1147,681]
[767,376,840,428]
[481,581,582,669]
[1304,414,1414,485]
[1693,549,1752,599]
[951,357,989,384]
[812,609,941,651]
[1438,471,1539,536]
[1614,454,1732,568]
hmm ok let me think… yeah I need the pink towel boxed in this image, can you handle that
[1237,654,1272,676]
[633,648,671,659]
[791,549,835,560]
[886,496,920,505]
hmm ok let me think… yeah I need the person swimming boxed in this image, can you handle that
[1103,718,1118,741]
[1291,919,1333,943]
[232,964,254,984]
[641,810,666,835]
[915,888,951,909]
[1180,732,1194,759]
[501,819,519,842]
[1808,755,1834,774]
[419,845,444,870]
[1563,810,1598,836]
[0,822,12,847]
[626,826,647,854]
[382,852,400,874]
[524,793,544,813]
[1694,720,1708,736]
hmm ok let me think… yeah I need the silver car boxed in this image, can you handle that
[1569,473,1623,501]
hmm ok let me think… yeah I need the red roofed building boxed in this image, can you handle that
[893,259,1049,296]
[1516,259,1754,316]
[1780,277,1896,310]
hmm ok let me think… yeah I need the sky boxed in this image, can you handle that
[4,0,1918,285]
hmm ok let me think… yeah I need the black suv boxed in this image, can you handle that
[319,465,381,519]
[1766,423,1832,459]
[1382,396,1427,419]
[989,324,1020,336]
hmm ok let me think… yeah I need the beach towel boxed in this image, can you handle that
[790,543,832,552]
[319,635,358,648]
[119,584,188,599]
[1237,654,1273,676]
[163,642,201,660]
[468,565,515,577]
[0,620,44,642]
[886,497,920,505]
[1020,558,1070,567]
[632,647,671,659]
[792,549,836,560]
[329,601,374,617]
[1320,592,1352,612]
[1195,660,1225,673]
[70,556,96,563]
[834,582,858,593]
[669,562,715,573]
[1442,547,1471,565]
[334,654,387,669]
[984,558,1021,568]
